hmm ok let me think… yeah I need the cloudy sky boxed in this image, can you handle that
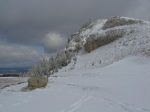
[0,0,150,67]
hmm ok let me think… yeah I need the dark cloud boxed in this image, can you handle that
[0,0,136,44]
[0,42,42,67]
[0,0,149,67]
[125,0,150,20]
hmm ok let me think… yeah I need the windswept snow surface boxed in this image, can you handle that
[0,56,150,112]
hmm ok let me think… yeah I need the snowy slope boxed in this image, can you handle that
[0,56,150,112]
[63,17,150,71]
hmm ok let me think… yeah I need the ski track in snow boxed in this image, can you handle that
[55,81,150,112]
[70,87,150,112]
[101,96,150,112]
[60,95,93,112]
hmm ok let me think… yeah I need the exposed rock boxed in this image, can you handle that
[102,16,143,30]
[84,29,125,52]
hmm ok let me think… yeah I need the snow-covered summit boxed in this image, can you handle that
[66,16,147,51]
[64,16,150,70]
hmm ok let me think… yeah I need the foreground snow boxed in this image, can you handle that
[0,56,150,112]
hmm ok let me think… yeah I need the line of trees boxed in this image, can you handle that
[30,50,73,77]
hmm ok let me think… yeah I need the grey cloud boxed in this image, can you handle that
[0,0,137,45]
[125,0,150,20]
[0,43,42,67]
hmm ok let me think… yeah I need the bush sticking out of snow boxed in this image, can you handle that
[27,76,48,90]
[30,50,73,77]
[102,16,143,30]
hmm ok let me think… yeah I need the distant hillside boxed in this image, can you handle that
[0,67,30,74]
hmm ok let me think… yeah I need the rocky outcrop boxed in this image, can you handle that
[84,29,125,52]
[102,16,143,30]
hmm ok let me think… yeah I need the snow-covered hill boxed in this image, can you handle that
[0,17,150,112]
[63,16,150,71]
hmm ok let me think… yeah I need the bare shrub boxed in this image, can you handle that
[28,76,48,90]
